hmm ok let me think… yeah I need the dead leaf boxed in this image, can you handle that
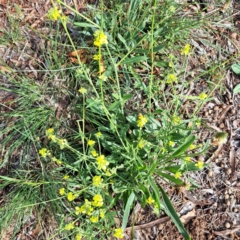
[67,49,88,64]
[180,209,196,224]
[0,66,12,72]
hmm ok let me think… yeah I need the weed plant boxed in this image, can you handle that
[0,0,221,239]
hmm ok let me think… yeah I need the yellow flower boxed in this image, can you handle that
[99,74,107,81]
[166,74,177,84]
[185,157,191,162]
[100,209,105,218]
[93,54,101,60]
[58,138,68,149]
[195,161,204,169]
[137,114,148,128]
[181,44,191,56]
[91,150,98,157]
[196,120,201,127]
[93,30,108,47]
[49,134,57,142]
[168,141,175,147]
[65,222,74,231]
[92,176,103,187]
[92,194,103,207]
[172,115,181,125]
[78,87,87,94]
[146,197,155,205]
[47,7,61,21]
[46,128,54,136]
[161,147,167,153]
[199,92,208,100]
[59,188,65,196]
[138,139,146,149]
[51,157,62,165]
[174,171,182,179]
[76,233,82,240]
[96,155,109,171]
[95,132,102,138]
[39,148,50,158]
[113,228,124,238]
[60,15,67,23]
[90,215,99,223]
[169,5,176,13]
[87,140,95,146]
[77,199,94,215]
[189,144,196,150]
[67,192,75,201]
[63,175,69,180]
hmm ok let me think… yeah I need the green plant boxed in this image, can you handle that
[0,0,218,239]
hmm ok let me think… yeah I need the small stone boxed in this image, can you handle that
[226,200,231,206]
[225,222,231,228]
[208,170,213,177]
[225,194,229,199]
[226,168,232,175]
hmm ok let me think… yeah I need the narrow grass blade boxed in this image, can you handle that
[158,185,191,240]
[148,177,161,210]
[169,135,195,158]
[122,191,135,229]
[122,56,147,65]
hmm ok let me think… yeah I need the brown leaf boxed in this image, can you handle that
[68,49,88,64]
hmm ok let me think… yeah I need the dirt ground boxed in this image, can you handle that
[1,0,240,239]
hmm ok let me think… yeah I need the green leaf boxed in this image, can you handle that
[231,64,240,75]
[122,191,135,229]
[147,160,159,177]
[170,135,195,158]
[155,170,183,185]
[158,185,191,240]
[74,22,96,28]
[117,33,130,51]
[170,133,184,141]
[148,177,161,210]
[233,84,240,94]
[122,56,147,65]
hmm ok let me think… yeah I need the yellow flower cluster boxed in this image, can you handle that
[166,74,177,84]
[47,7,67,23]
[78,87,87,94]
[45,128,68,149]
[47,7,61,21]
[174,171,182,179]
[92,176,103,187]
[75,199,94,216]
[75,196,105,223]
[146,197,155,205]
[172,115,181,125]
[195,161,204,169]
[199,92,208,100]
[113,228,124,238]
[88,139,95,146]
[92,194,103,207]
[181,44,191,56]
[65,222,74,231]
[96,155,109,171]
[39,148,50,158]
[137,114,148,128]
[138,139,146,149]
[94,30,108,47]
